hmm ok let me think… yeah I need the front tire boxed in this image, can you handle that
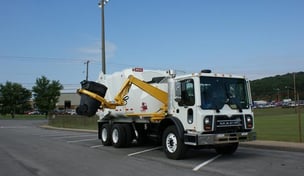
[162,125,187,160]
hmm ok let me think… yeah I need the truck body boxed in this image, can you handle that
[77,68,256,159]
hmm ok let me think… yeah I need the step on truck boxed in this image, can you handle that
[76,68,256,159]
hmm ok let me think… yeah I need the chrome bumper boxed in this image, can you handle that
[184,131,256,146]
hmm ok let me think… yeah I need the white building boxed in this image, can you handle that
[57,93,80,110]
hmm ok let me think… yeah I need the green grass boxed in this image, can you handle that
[254,107,304,142]
[0,114,47,120]
[48,115,98,130]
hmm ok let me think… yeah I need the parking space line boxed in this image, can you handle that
[67,138,98,143]
[192,154,222,171]
[90,145,103,148]
[39,133,74,137]
[55,134,96,139]
[128,146,162,157]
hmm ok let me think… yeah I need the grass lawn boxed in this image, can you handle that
[254,107,303,142]
[48,115,98,130]
[0,114,47,120]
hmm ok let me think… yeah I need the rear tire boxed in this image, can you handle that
[100,123,112,146]
[162,125,187,160]
[111,124,127,148]
[135,124,147,145]
[122,124,134,147]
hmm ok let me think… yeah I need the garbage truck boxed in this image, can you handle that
[76,68,256,159]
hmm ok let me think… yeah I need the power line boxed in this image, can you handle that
[0,55,190,71]
[0,55,94,64]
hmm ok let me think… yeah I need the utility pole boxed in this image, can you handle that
[298,93,302,142]
[98,0,110,74]
[85,60,90,81]
[294,73,297,112]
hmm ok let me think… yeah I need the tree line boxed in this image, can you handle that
[0,76,63,118]
[250,72,304,101]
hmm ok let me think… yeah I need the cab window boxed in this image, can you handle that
[178,79,195,106]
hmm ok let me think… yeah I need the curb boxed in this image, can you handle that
[240,140,304,153]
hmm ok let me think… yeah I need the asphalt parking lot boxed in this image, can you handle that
[1,120,304,176]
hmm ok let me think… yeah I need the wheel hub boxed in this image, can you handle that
[101,128,108,142]
[166,133,177,153]
[112,129,119,144]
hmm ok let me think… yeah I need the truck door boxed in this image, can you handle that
[176,79,197,130]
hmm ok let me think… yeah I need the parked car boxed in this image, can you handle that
[66,109,77,115]
[28,111,41,115]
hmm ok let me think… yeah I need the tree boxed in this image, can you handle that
[251,72,304,101]
[0,82,32,118]
[32,76,63,116]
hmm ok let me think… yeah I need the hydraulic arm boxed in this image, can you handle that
[77,75,168,120]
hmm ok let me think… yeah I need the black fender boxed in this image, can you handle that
[159,116,185,140]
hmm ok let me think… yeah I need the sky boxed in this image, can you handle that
[0,0,303,92]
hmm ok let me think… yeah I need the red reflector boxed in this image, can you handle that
[132,67,143,72]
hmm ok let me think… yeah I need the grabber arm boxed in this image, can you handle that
[77,89,120,109]
[77,75,168,116]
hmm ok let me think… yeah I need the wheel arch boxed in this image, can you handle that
[159,117,185,140]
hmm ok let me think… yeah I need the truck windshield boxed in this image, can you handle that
[200,76,249,111]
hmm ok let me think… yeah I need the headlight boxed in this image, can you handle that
[204,118,210,124]
[204,116,213,131]
[245,115,253,129]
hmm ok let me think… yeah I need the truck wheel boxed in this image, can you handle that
[162,125,187,160]
[122,124,133,147]
[135,124,147,145]
[111,124,127,148]
[215,142,239,155]
[101,123,111,146]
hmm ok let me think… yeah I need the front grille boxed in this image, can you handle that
[215,115,244,133]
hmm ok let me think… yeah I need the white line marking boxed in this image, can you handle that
[40,133,73,137]
[90,145,104,148]
[67,138,98,143]
[192,154,222,171]
[55,134,96,139]
[128,146,162,157]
